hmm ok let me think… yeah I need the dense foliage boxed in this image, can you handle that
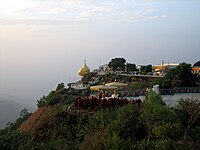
[142,62,199,89]
[165,62,197,87]
[0,89,200,150]
[37,83,75,107]
[107,57,138,73]
[140,65,152,75]
[126,63,138,72]
[108,58,126,71]
[0,108,32,150]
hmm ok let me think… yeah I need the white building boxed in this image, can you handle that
[68,81,88,90]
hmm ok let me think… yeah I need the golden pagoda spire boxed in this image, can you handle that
[84,59,86,65]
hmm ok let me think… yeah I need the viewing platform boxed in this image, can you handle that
[119,87,200,97]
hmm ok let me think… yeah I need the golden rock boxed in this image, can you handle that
[78,60,90,78]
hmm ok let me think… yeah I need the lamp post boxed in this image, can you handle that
[125,63,127,72]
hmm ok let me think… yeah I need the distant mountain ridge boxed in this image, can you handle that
[0,98,34,129]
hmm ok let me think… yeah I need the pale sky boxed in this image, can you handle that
[0,0,200,108]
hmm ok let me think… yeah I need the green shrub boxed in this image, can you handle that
[105,131,124,150]
[154,138,175,150]
[0,131,32,150]
[48,98,59,105]
[152,122,183,140]
[37,95,46,107]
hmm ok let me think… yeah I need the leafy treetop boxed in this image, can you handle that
[165,62,197,87]
[140,65,152,74]
[108,58,126,71]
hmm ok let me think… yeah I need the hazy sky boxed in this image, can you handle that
[0,0,200,108]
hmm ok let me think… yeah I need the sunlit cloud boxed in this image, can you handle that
[0,19,70,26]
[75,3,116,22]
[147,15,167,20]
[0,0,167,26]
[0,0,33,18]
[121,0,128,3]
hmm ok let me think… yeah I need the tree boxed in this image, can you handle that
[56,83,65,91]
[37,95,46,107]
[176,98,200,140]
[140,65,152,74]
[165,62,197,87]
[20,108,30,118]
[126,63,138,72]
[108,58,126,71]
[140,90,176,149]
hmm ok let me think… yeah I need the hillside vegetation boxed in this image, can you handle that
[0,83,200,150]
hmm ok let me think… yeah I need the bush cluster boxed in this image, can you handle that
[74,97,142,110]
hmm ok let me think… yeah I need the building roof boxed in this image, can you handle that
[193,61,200,67]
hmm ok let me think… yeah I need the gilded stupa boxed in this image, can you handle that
[78,60,90,78]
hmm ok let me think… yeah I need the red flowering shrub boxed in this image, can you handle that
[74,97,142,110]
